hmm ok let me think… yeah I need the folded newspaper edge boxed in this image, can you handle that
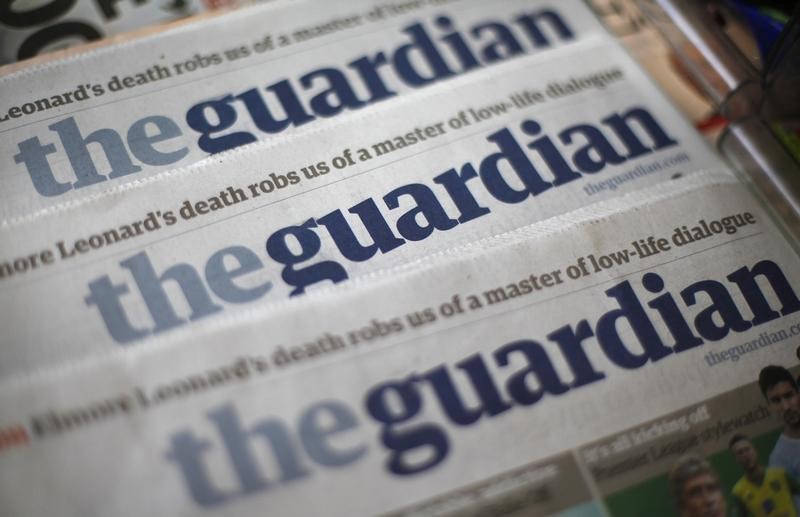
[0,36,712,226]
[0,0,618,219]
[1,168,737,385]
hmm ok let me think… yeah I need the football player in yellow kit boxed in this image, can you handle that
[730,434,800,517]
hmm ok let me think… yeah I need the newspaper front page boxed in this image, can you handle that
[1,176,799,516]
[0,0,608,220]
[0,34,730,376]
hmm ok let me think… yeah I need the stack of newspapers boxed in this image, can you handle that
[2,1,799,515]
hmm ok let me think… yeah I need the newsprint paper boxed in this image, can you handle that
[1,35,729,374]
[2,0,620,220]
[3,1,800,516]
[1,177,800,516]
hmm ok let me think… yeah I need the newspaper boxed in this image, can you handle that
[1,177,799,516]
[0,34,731,376]
[3,3,799,515]
[0,0,246,65]
[0,0,610,220]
